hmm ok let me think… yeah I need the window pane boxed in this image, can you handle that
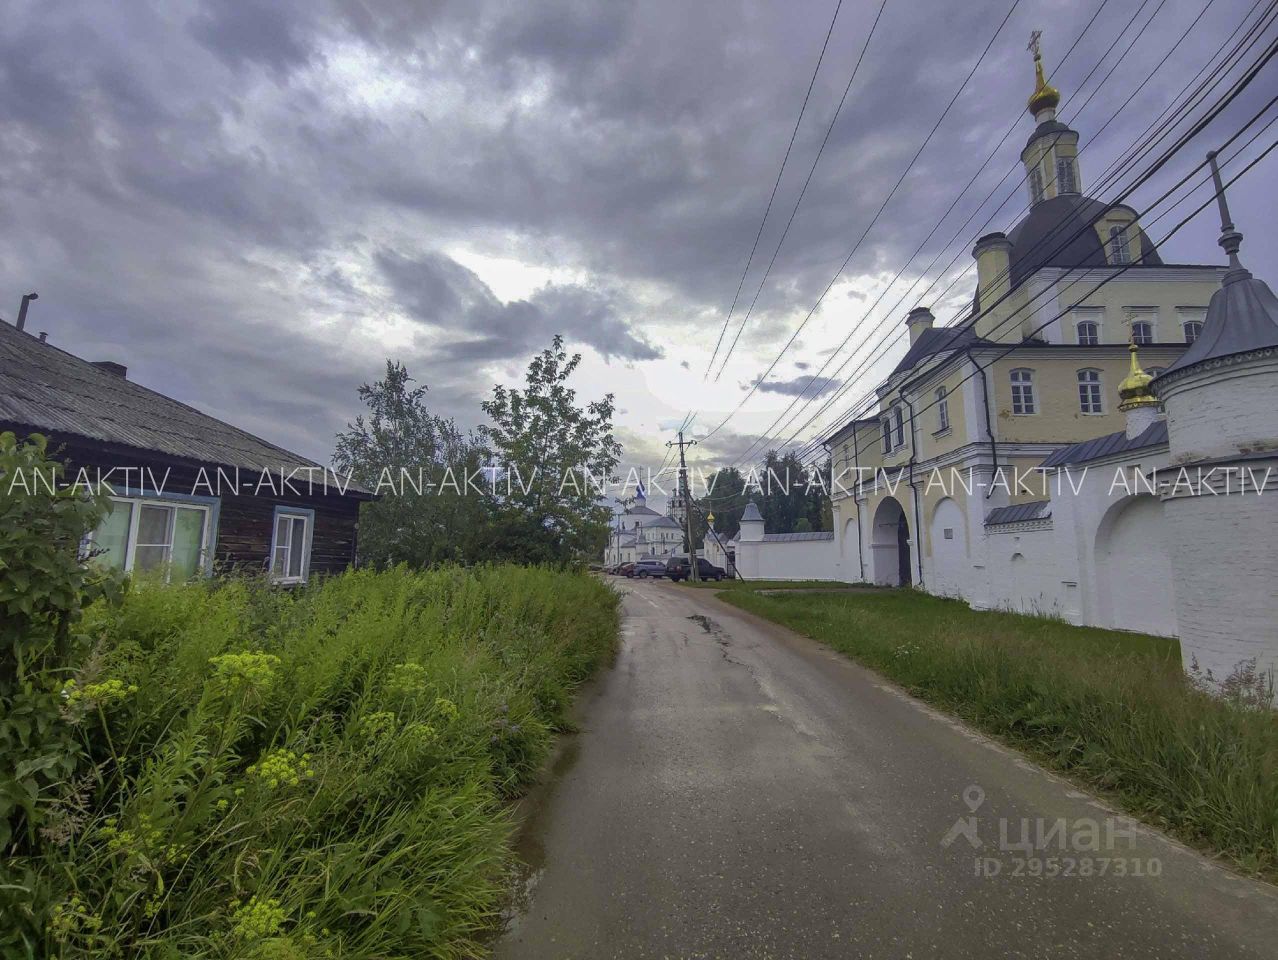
[288,517,305,578]
[134,544,168,573]
[92,500,133,570]
[273,515,290,575]
[137,504,172,546]
[170,508,205,580]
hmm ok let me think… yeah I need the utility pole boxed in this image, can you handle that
[667,430,699,582]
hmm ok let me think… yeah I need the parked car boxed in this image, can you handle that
[618,562,636,578]
[664,556,726,582]
[632,558,669,579]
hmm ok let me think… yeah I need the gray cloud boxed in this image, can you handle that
[755,374,841,398]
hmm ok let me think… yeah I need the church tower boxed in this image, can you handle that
[1021,30,1080,207]
[1153,153,1278,683]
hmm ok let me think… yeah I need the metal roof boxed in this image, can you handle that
[985,500,1051,526]
[1038,421,1168,468]
[740,501,763,522]
[1005,194,1161,290]
[889,325,993,378]
[0,321,371,495]
[760,531,835,542]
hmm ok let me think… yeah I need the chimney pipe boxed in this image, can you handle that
[15,292,38,332]
[904,307,935,345]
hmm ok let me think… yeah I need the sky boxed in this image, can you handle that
[3,0,1275,503]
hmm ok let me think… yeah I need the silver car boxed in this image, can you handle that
[632,558,669,579]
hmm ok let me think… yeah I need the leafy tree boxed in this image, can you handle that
[481,336,620,563]
[333,361,491,568]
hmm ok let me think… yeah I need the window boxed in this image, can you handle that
[881,418,892,454]
[1076,320,1099,345]
[935,387,950,433]
[1132,321,1154,345]
[88,497,210,580]
[1077,369,1104,414]
[1056,157,1077,194]
[1182,320,1203,343]
[1178,307,1206,344]
[893,406,905,449]
[1109,225,1131,264]
[1010,369,1036,415]
[270,508,313,584]
[1028,167,1045,205]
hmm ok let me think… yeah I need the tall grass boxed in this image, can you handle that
[722,589,1278,880]
[15,566,617,958]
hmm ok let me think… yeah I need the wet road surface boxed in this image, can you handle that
[496,579,1278,959]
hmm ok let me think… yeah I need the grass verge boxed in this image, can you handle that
[717,587,1278,881]
[12,565,618,958]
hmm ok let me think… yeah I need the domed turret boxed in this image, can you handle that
[1027,31,1060,119]
[1118,340,1162,439]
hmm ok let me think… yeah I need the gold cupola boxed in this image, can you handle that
[1027,31,1060,118]
[1118,340,1159,411]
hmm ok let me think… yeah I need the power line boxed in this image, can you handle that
[703,0,847,378]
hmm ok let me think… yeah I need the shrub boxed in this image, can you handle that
[1,433,618,958]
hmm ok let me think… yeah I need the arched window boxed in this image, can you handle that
[935,386,950,433]
[893,406,905,449]
[1109,225,1131,265]
[1010,369,1036,415]
[1183,320,1204,344]
[1056,157,1078,194]
[1132,321,1154,345]
[1077,369,1103,414]
[881,417,892,454]
[1076,320,1099,345]
[1028,167,1044,205]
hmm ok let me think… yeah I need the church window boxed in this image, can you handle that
[1077,369,1103,414]
[1178,307,1206,344]
[1056,157,1078,194]
[893,406,905,449]
[1028,167,1044,205]
[1132,321,1154,345]
[1183,320,1203,343]
[881,417,892,454]
[1076,320,1099,345]
[1010,369,1036,415]
[935,387,950,433]
[1109,225,1131,264]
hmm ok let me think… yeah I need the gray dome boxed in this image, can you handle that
[1005,195,1161,290]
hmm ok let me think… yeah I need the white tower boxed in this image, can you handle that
[1153,153,1278,683]
[737,501,765,543]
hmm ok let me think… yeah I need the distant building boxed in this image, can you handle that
[1,321,373,583]
[604,489,683,565]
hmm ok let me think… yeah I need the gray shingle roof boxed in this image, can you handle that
[0,322,371,495]
[761,531,835,542]
[1038,421,1168,468]
[985,500,1051,526]
[740,501,763,522]
[890,325,994,377]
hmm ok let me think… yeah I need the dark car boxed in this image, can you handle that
[633,558,669,579]
[618,562,636,578]
[664,556,726,582]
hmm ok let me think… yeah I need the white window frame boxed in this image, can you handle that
[270,507,314,584]
[1055,157,1078,194]
[1010,368,1036,415]
[1131,321,1155,345]
[1177,307,1206,344]
[935,386,950,433]
[88,495,212,581]
[1077,369,1104,415]
[1076,320,1099,345]
[1109,225,1131,265]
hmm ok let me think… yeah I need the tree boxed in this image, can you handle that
[481,336,620,564]
[333,361,490,568]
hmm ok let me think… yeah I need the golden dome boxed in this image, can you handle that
[1028,51,1060,116]
[1118,340,1159,410]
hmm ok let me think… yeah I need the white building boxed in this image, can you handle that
[604,490,684,566]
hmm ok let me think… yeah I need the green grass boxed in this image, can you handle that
[683,579,871,591]
[15,566,618,959]
[719,588,1278,880]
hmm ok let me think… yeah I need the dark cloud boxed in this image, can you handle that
[755,375,841,398]
[0,0,1271,466]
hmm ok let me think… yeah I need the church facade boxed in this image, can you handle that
[818,45,1276,684]
[604,490,685,566]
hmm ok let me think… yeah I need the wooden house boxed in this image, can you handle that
[0,321,373,582]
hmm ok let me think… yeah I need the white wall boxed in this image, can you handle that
[735,536,841,582]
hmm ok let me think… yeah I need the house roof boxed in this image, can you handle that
[0,322,371,496]
[626,503,661,516]
[641,515,681,529]
[1037,421,1168,469]
[740,501,763,522]
[890,325,995,378]
[985,500,1051,526]
[1005,194,1162,290]
[761,531,834,542]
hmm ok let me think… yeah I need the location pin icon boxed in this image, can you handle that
[963,784,985,812]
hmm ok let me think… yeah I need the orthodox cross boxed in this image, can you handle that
[1028,29,1042,58]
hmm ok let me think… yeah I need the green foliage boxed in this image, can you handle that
[3,565,617,958]
[693,453,830,543]
[333,361,492,568]
[0,433,123,907]
[724,588,1278,880]
[481,336,621,563]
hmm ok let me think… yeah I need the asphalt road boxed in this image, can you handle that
[495,578,1278,959]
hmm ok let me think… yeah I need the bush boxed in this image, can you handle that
[1,436,618,959]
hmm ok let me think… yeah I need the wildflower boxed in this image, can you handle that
[386,661,429,698]
[359,710,397,742]
[247,749,315,790]
[231,896,288,940]
[209,652,282,694]
[433,697,459,723]
[63,678,138,708]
